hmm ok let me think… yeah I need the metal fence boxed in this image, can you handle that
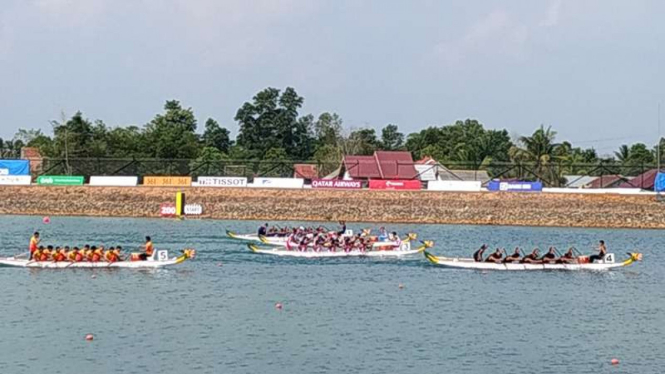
[28,158,663,188]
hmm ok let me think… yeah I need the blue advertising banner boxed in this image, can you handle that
[0,160,30,176]
[487,180,543,192]
[655,172,665,192]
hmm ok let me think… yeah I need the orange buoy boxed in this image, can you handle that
[611,358,619,365]
[85,334,94,341]
[275,302,283,310]
[43,216,51,224]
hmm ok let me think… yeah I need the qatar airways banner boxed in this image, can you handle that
[369,180,421,190]
[195,176,248,187]
[487,180,543,192]
[311,179,362,189]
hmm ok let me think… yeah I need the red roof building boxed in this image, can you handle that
[618,169,660,190]
[588,174,625,188]
[293,164,318,180]
[343,151,417,180]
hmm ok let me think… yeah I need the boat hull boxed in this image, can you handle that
[248,243,427,258]
[424,251,641,271]
[0,249,195,269]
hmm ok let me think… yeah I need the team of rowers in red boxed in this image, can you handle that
[28,232,155,262]
[258,223,404,252]
[473,240,608,264]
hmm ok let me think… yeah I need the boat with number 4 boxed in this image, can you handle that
[423,251,642,271]
[248,241,433,258]
[0,249,196,269]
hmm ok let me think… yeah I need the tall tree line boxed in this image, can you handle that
[8,87,665,173]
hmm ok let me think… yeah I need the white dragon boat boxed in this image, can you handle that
[259,233,418,251]
[0,249,196,269]
[248,241,433,258]
[423,251,642,271]
[227,229,356,244]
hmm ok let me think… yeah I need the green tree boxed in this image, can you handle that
[235,87,313,160]
[144,100,200,159]
[202,118,231,153]
[189,146,229,177]
[314,144,343,177]
[380,124,404,151]
[345,128,378,155]
[314,112,343,147]
[258,147,289,176]
[106,126,148,158]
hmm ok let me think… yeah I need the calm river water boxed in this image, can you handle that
[0,216,663,374]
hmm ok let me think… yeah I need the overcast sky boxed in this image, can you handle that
[1,0,664,155]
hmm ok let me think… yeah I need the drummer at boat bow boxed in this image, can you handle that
[473,245,487,262]
[29,232,40,260]
[138,236,154,260]
[589,240,607,263]
[258,223,268,236]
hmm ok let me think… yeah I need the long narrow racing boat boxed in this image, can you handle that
[423,251,642,271]
[0,249,196,269]
[247,241,433,258]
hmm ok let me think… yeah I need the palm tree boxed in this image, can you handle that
[510,125,562,184]
[614,145,630,164]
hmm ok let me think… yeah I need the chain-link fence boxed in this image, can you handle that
[27,158,663,188]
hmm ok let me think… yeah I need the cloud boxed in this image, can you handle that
[433,10,529,66]
[540,0,562,27]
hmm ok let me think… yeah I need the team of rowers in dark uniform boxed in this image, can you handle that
[258,223,404,252]
[28,232,155,262]
[473,240,608,264]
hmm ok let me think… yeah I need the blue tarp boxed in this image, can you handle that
[0,160,30,176]
[655,172,665,192]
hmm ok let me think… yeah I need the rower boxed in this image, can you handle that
[473,245,487,262]
[29,232,40,260]
[520,248,541,264]
[87,246,96,261]
[589,240,607,263]
[485,248,503,263]
[337,221,347,236]
[138,236,154,261]
[557,248,577,264]
[377,227,388,241]
[258,223,268,236]
[33,246,44,262]
[42,245,54,261]
[83,245,91,261]
[503,248,521,263]
[540,247,557,264]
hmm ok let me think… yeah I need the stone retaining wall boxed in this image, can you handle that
[0,186,663,228]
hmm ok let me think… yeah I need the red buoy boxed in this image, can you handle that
[275,302,283,310]
[611,358,619,365]
[85,334,94,341]
[43,216,51,224]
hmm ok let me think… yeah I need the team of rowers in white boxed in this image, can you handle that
[257,222,408,252]
[474,240,609,264]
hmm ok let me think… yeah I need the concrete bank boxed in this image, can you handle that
[0,186,663,229]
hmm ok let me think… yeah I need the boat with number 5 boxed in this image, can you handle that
[248,241,433,258]
[423,251,642,271]
[0,249,196,269]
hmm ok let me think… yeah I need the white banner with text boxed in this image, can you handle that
[89,176,138,186]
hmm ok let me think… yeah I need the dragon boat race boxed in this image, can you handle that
[2,1,665,373]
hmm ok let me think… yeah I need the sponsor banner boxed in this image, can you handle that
[0,175,31,185]
[0,160,30,175]
[251,177,304,189]
[427,180,481,192]
[89,176,138,186]
[184,204,203,215]
[196,176,247,187]
[143,176,192,187]
[160,203,177,217]
[368,180,421,190]
[311,179,362,189]
[415,164,437,181]
[37,175,84,186]
[487,180,543,192]
[656,172,665,192]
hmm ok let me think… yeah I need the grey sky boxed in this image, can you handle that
[0,0,663,155]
